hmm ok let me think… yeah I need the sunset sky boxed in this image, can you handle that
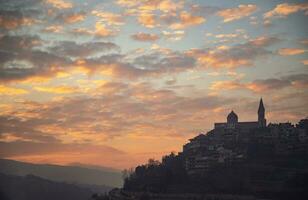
[0,0,307,170]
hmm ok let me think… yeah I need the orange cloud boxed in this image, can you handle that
[131,32,159,42]
[209,80,277,93]
[116,0,139,8]
[43,25,63,33]
[264,3,308,19]
[0,133,36,142]
[169,11,205,29]
[34,86,79,94]
[278,48,306,56]
[217,4,257,23]
[63,13,86,23]
[71,22,117,37]
[0,16,36,29]
[210,74,308,93]
[95,21,116,37]
[46,0,73,9]
[157,0,184,13]
[119,0,185,29]
[209,81,243,91]
[302,60,308,65]
[215,33,239,39]
[138,0,184,13]
[138,13,157,28]
[186,37,275,69]
[92,11,124,25]
[0,85,28,95]
[248,36,278,46]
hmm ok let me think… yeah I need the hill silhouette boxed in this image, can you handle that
[0,173,94,200]
[0,159,122,188]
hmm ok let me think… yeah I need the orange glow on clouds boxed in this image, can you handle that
[0,0,307,169]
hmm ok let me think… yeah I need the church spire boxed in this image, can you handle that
[258,98,266,127]
[258,98,264,112]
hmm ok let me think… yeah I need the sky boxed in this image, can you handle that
[0,0,307,170]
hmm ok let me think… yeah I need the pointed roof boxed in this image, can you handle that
[227,110,238,122]
[258,98,265,111]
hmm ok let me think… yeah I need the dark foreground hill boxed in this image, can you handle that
[0,173,94,200]
[0,159,122,188]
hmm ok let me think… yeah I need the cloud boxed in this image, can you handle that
[119,0,198,29]
[131,32,159,42]
[0,115,61,144]
[118,0,184,13]
[48,41,119,58]
[0,85,28,95]
[162,30,185,41]
[131,52,196,76]
[116,0,139,8]
[138,13,157,28]
[45,0,73,9]
[34,85,79,94]
[1,75,306,167]
[169,11,205,29]
[0,81,236,148]
[210,81,243,91]
[165,78,177,85]
[61,23,118,38]
[75,50,196,79]
[187,36,278,69]
[210,74,308,93]
[0,140,124,158]
[215,33,240,39]
[0,0,43,30]
[0,35,72,82]
[55,11,86,23]
[0,35,42,52]
[264,3,308,19]
[217,4,257,23]
[300,39,308,45]
[190,4,221,17]
[95,21,118,37]
[302,60,308,65]
[42,25,63,33]
[246,79,291,92]
[0,10,37,29]
[0,33,279,82]
[140,0,184,13]
[248,36,278,46]
[91,10,124,26]
[278,48,306,56]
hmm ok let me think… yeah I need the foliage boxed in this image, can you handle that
[123,153,188,192]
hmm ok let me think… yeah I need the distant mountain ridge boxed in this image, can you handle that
[0,173,94,200]
[69,162,120,173]
[0,159,122,188]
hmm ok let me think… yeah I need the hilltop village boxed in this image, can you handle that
[98,99,308,200]
[183,99,307,175]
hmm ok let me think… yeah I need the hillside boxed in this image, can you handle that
[0,173,95,200]
[0,159,122,188]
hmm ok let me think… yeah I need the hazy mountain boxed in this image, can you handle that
[0,159,122,188]
[0,173,94,200]
[69,162,120,173]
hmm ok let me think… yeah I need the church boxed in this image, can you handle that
[214,98,267,131]
[183,98,268,175]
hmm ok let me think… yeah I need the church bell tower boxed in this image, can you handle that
[258,98,266,127]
